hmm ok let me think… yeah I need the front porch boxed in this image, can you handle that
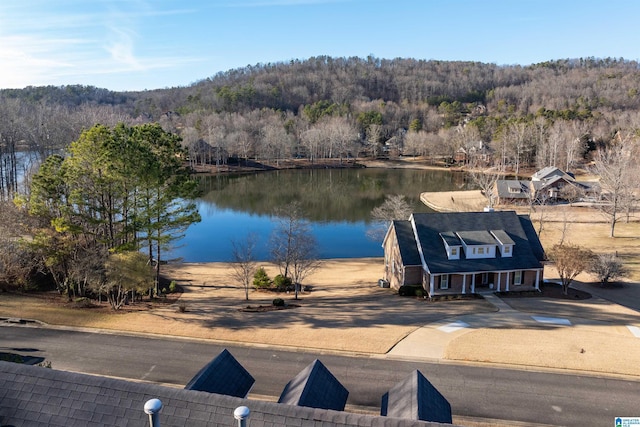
[423,269,543,297]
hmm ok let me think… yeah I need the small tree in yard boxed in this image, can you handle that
[588,253,628,287]
[253,267,271,289]
[548,244,593,295]
[270,201,320,299]
[468,167,500,210]
[104,252,154,310]
[229,233,258,300]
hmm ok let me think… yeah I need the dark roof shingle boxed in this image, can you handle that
[411,211,544,274]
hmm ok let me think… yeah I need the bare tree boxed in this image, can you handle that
[548,244,593,295]
[403,130,430,158]
[588,253,628,287]
[591,136,638,237]
[270,201,319,299]
[467,167,500,209]
[229,233,258,300]
[367,194,413,242]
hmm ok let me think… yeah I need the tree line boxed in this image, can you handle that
[3,57,640,194]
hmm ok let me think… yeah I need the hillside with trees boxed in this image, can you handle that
[3,56,640,202]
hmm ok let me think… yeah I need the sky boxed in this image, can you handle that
[1,0,639,92]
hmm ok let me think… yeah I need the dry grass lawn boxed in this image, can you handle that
[2,201,640,376]
[0,259,494,354]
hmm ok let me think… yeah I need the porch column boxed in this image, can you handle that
[429,275,434,296]
[462,274,466,294]
[505,271,510,292]
[535,269,540,290]
[471,274,476,293]
[496,272,501,292]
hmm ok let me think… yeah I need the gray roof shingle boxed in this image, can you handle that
[0,361,455,427]
[393,220,422,266]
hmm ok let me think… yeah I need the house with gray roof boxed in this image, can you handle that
[494,166,598,205]
[382,211,545,296]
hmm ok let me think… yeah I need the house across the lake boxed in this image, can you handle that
[494,166,598,205]
[382,211,545,297]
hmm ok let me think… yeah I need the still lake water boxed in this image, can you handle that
[168,168,473,262]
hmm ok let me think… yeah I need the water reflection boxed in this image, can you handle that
[168,168,472,262]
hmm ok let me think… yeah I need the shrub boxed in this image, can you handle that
[272,298,285,307]
[415,288,424,298]
[273,274,292,290]
[253,268,271,289]
[169,281,177,293]
[398,285,419,296]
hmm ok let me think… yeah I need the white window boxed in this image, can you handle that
[478,247,485,254]
[514,270,523,285]
[451,247,458,256]
[504,246,510,254]
[440,274,449,289]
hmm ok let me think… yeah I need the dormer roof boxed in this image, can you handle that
[456,230,496,246]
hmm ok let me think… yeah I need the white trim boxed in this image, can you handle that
[535,269,540,290]
[410,214,431,275]
[462,274,466,294]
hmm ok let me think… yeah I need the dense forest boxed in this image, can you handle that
[3,56,640,202]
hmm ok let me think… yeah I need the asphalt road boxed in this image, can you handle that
[1,324,639,427]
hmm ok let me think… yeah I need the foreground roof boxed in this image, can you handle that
[0,361,454,427]
[382,370,452,424]
[278,359,349,411]
[184,348,255,398]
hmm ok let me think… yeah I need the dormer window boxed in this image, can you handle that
[456,230,497,259]
[440,232,461,260]
[491,230,515,258]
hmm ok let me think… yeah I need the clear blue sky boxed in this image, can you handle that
[1,0,639,91]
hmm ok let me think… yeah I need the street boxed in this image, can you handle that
[1,324,638,426]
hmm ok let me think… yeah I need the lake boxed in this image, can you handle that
[167,167,473,262]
